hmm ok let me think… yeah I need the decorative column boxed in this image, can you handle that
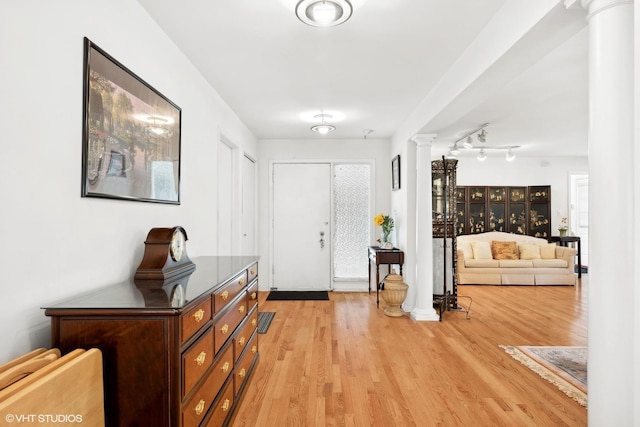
[580,0,635,424]
[410,134,440,321]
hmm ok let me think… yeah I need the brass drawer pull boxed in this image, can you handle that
[251,292,257,300]
[222,399,230,412]
[252,318,257,327]
[221,361,230,373]
[251,345,257,354]
[239,278,245,286]
[195,351,207,366]
[221,290,229,300]
[238,305,245,314]
[193,309,205,322]
[195,399,206,415]
[239,368,246,379]
[250,268,256,276]
[239,337,245,346]
[221,324,229,334]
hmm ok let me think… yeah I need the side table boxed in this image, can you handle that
[368,246,404,307]
[549,235,582,278]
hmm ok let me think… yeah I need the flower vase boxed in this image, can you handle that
[380,232,393,249]
[559,229,567,237]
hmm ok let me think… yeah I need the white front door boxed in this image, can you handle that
[272,163,332,291]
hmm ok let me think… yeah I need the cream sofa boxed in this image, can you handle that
[456,231,576,285]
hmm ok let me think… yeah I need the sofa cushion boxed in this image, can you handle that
[532,259,568,268]
[471,241,493,259]
[465,259,500,268]
[540,243,557,259]
[498,260,534,268]
[490,240,518,260]
[519,244,541,260]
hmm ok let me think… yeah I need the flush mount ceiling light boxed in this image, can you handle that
[296,0,353,27]
[311,113,336,134]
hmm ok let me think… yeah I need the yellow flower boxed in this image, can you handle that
[374,213,384,226]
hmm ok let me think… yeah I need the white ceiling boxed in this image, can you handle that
[137,0,588,157]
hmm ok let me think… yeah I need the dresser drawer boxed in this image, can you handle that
[234,306,258,362]
[182,327,214,398]
[247,280,258,312]
[214,295,247,354]
[181,297,212,345]
[213,271,248,313]
[234,332,258,396]
[204,378,234,427]
[247,262,258,283]
[181,343,233,427]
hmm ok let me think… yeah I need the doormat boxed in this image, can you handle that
[257,312,275,334]
[500,345,587,407]
[266,291,329,301]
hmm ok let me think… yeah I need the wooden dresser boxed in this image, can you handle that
[44,256,259,427]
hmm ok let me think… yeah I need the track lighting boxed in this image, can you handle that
[477,149,487,161]
[450,142,460,156]
[463,136,473,149]
[505,148,516,162]
[477,129,487,143]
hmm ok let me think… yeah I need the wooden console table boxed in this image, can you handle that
[368,247,404,307]
[43,256,259,427]
[549,236,582,278]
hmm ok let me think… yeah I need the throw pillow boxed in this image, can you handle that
[519,244,541,260]
[471,241,493,260]
[490,241,519,260]
[540,243,557,259]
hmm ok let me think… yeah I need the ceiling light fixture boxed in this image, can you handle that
[296,0,353,27]
[454,123,489,150]
[449,142,460,156]
[311,113,336,134]
[505,148,516,162]
[477,149,487,161]
[477,129,487,143]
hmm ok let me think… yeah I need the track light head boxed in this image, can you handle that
[463,136,473,149]
[477,149,487,161]
[505,148,516,161]
[477,129,487,143]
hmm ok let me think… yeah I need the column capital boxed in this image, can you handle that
[580,0,632,19]
[411,133,437,147]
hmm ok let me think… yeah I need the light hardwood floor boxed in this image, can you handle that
[232,279,587,426]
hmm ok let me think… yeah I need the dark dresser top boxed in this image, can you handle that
[43,256,259,311]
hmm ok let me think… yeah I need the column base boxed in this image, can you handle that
[410,307,440,322]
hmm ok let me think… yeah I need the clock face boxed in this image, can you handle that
[170,284,185,307]
[170,228,186,262]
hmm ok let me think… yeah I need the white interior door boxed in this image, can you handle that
[241,155,256,256]
[217,141,233,255]
[272,163,331,290]
[570,174,589,267]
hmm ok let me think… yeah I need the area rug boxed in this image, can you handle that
[266,291,329,301]
[257,312,275,334]
[500,345,587,407]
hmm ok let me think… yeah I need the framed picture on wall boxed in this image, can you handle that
[81,37,182,204]
[392,155,401,191]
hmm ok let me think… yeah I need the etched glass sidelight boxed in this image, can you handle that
[333,164,370,279]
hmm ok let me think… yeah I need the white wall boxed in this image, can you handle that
[0,0,256,362]
[257,138,392,291]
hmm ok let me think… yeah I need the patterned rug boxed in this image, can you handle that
[500,345,587,407]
